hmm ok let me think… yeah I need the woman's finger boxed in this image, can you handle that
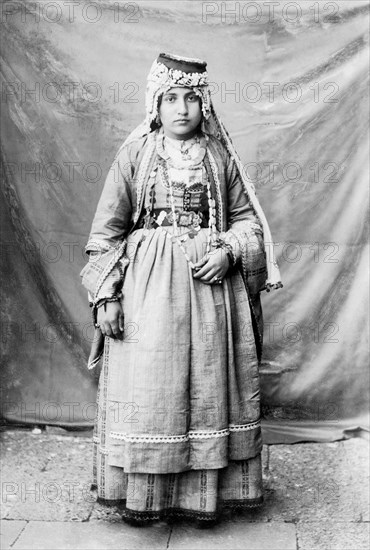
[193,255,209,269]
[193,259,213,278]
[110,319,123,340]
[199,268,217,281]
[195,265,217,281]
[200,275,222,285]
[103,322,114,338]
[118,314,125,332]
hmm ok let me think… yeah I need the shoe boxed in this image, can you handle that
[195,516,221,529]
[121,514,157,527]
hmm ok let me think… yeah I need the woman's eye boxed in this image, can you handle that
[188,95,197,102]
[164,96,174,102]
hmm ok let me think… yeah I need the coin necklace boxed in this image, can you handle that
[158,158,218,269]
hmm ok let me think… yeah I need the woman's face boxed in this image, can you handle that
[158,87,202,140]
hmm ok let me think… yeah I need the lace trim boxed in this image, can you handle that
[189,428,228,439]
[229,420,260,432]
[110,432,187,443]
[109,421,260,443]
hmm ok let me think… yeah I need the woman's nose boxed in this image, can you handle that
[177,99,188,115]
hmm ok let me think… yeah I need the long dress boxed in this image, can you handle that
[87,132,264,523]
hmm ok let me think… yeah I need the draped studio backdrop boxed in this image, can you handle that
[0,0,369,443]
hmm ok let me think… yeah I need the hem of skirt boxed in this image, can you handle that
[96,496,125,507]
[96,495,263,524]
[122,506,220,523]
[220,496,264,509]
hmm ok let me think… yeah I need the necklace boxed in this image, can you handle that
[158,158,217,268]
[157,131,207,166]
[179,136,199,160]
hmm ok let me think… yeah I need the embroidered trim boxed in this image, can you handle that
[134,135,157,223]
[232,230,248,280]
[220,496,264,509]
[109,421,260,443]
[149,60,209,87]
[206,148,223,231]
[94,241,127,301]
[121,505,219,524]
[98,498,262,525]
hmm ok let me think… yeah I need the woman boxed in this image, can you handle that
[80,53,282,527]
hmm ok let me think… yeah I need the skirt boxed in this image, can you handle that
[92,226,263,523]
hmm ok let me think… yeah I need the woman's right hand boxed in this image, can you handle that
[97,301,124,339]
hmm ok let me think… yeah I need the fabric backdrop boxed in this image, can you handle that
[1,0,369,443]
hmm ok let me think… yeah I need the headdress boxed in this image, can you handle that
[145,53,212,127]
[121,53,282,290]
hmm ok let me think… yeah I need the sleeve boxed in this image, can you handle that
[219,155,267,295]
[86,145,134,253]
[79,144,135,315]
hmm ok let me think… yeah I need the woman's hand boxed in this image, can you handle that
[97,301,124,339]
[192,248,229,285]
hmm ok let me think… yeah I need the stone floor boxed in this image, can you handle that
[1,428,369,549]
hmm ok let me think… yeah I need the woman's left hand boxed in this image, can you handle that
[192,248,229,285]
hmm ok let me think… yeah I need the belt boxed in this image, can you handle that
[137,208,209,229]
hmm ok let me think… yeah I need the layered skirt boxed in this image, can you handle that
[92,226,263,523]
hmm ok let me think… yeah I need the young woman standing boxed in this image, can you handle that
[81,52,282,527]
